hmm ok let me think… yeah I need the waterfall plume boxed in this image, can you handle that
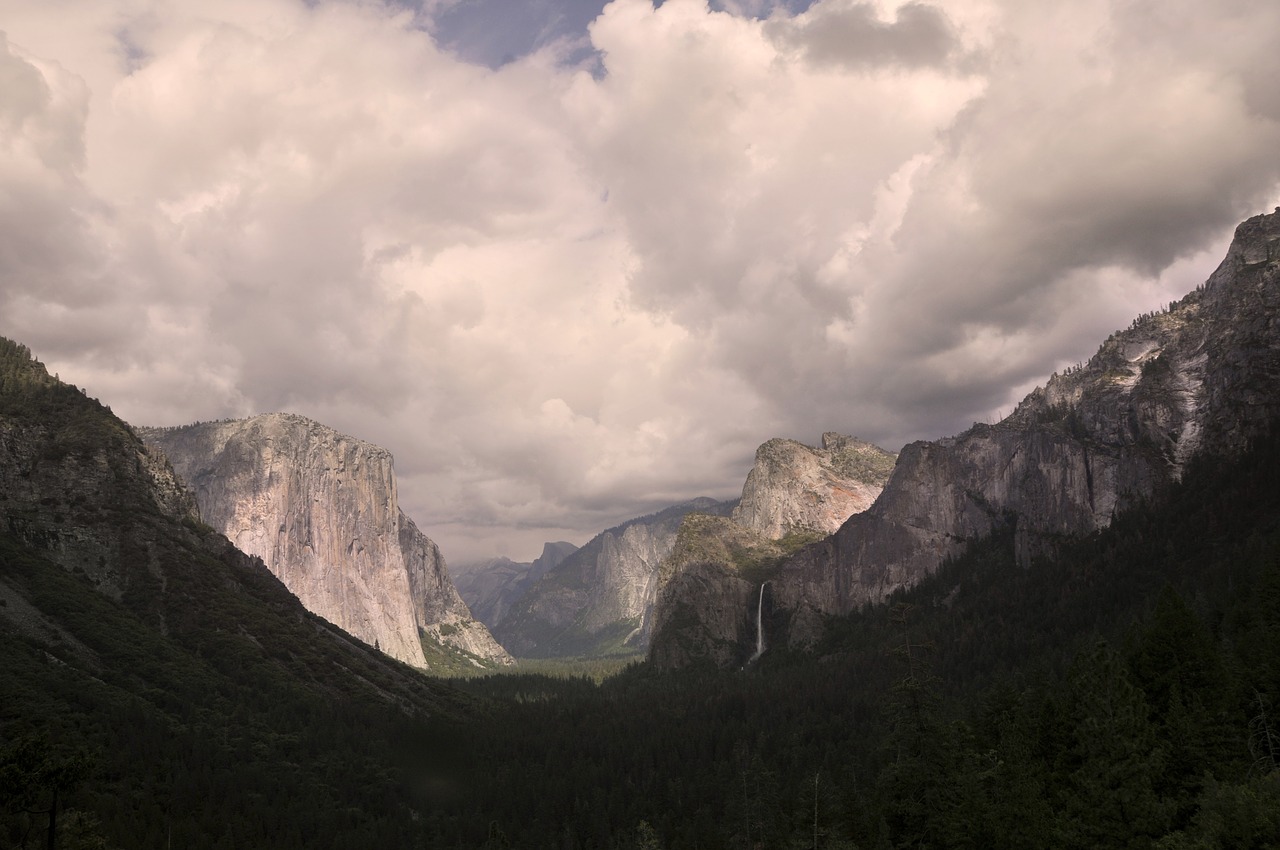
[750,581,769,662]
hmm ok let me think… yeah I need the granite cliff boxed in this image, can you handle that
[773,209,1280,646]
[647,514,784,669]
[140,414,512,670]
[494,498,735,657]
[452,541,579,631]
[652,208,1280,665]
[0,338,478,844]
[732,433,896,539]
[645,433,892,668]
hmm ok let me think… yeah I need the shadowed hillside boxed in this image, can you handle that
[0,338,476,848]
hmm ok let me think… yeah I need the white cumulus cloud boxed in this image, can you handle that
[0,0,1277,563]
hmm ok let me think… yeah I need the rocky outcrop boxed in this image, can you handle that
[772,209,1280,645]
[732,433,896,539]
[648,514,783,669]
[139,414,512,669]
[452,541,579,631]
[0,341,198,599]
[494,498,735,657]
[646,433,892,668]
[0,336,469,763]
[644,209,1280,665]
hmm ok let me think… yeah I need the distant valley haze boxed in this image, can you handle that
[3,0,1279,565]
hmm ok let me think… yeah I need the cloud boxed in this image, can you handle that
[1,0,1278,564]
[858,0,1280,375]
[425,0,608,68]
[765,1,961,70]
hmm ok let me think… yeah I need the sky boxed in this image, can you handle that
[2,0,1279,566]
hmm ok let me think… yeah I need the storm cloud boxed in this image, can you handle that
[1,0,1277,563]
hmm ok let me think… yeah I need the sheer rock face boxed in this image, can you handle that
[452,541,579,631]
[139,413,512,669]
[582,521,670,632]
[648,514,780,670]
[732,433,896,539]
[494,498,735,657]
[774,209,1280,645]
[646,434,893,668]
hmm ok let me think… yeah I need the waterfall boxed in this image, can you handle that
[750,581,769,662]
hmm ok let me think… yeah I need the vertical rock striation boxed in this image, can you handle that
[647,514,782,669]
[140,413,512,669]
[773,209,1280,645]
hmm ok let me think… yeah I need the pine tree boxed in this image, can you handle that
[1055,642,1174,847]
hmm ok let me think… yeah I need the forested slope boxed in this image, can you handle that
[4,330,1280,849]
[445,427,1280,849]
[0,338,476,848]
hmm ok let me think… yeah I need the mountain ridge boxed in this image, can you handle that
[452,540,579,631]
[0,337,475,846]
[650,207,1280,665]
[773,208,1280,646]
[139,413,512,670]
[493,497,736,657]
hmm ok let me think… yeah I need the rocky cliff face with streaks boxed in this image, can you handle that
[732,433,896,539]
[649,209,1280,665]
[647,514,784,670]
[494,498,735,658]
[645,434,891,669]
[772,209,1280,646]
[139,414,512,670]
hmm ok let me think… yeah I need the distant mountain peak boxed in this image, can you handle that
[732,433,896,539]
[493,499,736,658]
